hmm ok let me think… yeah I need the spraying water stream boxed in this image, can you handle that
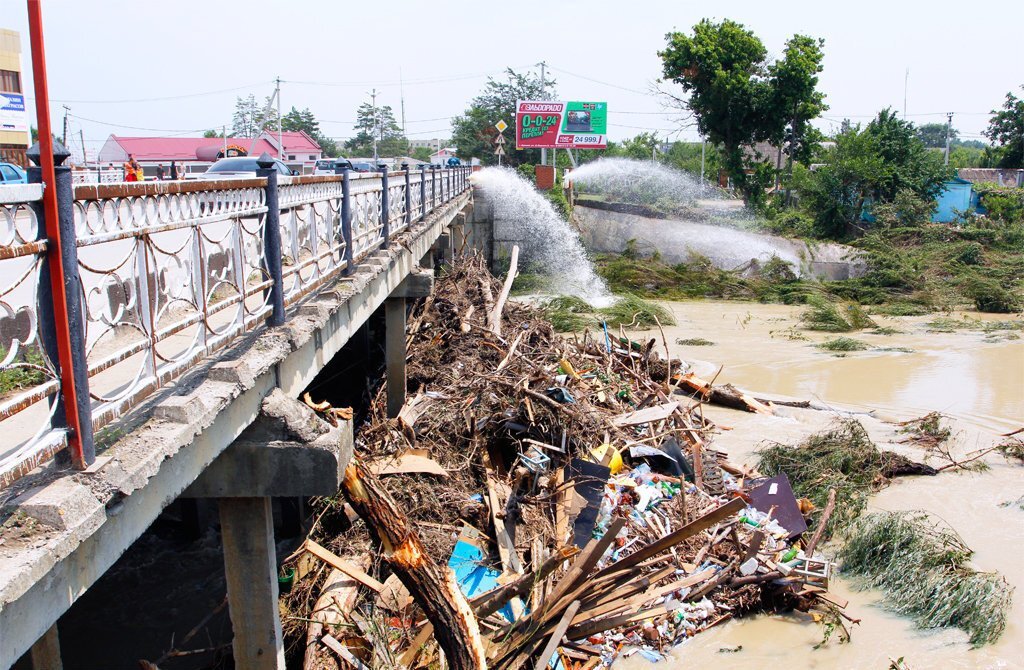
[566,158,816,275]
[472,167,614,306]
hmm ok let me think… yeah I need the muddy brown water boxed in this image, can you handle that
[616,301,1023,670]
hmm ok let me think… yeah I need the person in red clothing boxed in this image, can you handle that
[124,154,141,182]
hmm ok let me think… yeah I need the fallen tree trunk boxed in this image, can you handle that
[674,373,773,415]
[341,461,487,670]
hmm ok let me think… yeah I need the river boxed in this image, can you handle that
[618,301,1023,670]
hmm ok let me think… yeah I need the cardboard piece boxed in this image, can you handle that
[747,473,808,539]
[367,452,449,478]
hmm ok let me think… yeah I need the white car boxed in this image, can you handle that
[197,156,294,180]
[313,158,354,175]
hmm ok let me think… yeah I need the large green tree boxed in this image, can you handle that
[281,106,338,157]
[451,68,550,167]
[799,109,952,238]
[985,86,1024,168]
[345,101,408,158]
[916,122,957,148]
[659,20,826,204]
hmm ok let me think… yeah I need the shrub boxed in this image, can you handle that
[840,511,1013,647]
[816,337,870,352]
[967,277,1021,313]
[800,295,876,331]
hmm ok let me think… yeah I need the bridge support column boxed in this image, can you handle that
[219,496,285,670]
[183,389,353,670]
[385,298,406,419]
[385,269,434,418]
[28,623,62,670]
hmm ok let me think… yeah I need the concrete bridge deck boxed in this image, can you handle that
[0,161,474,667]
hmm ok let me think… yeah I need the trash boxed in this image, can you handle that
[747,473,808,539]
[282,256,850,669]
[366,451,449,478]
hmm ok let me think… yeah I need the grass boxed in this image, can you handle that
[675,337,715,346]
[816,337,870,352]
[0,346,48,395]
[800,295,876,332]
[540,294,675,332]
[839,511,1014,647]
[870,326,903,336]
[599,294,675,328]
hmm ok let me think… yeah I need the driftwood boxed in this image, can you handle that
[489,244,519,337]
[341,461,487,670]
[303,565,363,669]
[675,373,773,415]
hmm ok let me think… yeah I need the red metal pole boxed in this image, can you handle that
[27,0,87,469]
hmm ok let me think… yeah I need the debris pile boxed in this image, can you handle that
[284,254,850,669]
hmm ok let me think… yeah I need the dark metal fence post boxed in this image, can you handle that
[256,153,285,327]
[402,163,411,227]
[419,165,427,220]
[379,166,390,248]
[341,167,354,274]
[28,140,94,468]
[431,166,437,210]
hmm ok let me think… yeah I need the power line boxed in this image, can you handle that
[26,82,270,105]
[67,112,232,135]
[282,67,532,89]
[547,66,652,96]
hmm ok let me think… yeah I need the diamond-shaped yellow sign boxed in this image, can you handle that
[495,120,508,133]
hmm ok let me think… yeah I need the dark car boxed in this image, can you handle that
[350,162,377,173]
[197,156,294,180]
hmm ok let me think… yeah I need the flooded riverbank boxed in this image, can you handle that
[620,301,1023,669]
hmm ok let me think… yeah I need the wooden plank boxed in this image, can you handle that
[566,605,669,639]
[609,400,679,427]
[533,600,582,670]
[397,624,435,667]
[321,634,369,670]
[594,497,745,577]
[305,540,385,592]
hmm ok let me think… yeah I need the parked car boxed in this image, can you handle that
[197,156,294,180]
[313,158,354,175]
[0,162,27,185]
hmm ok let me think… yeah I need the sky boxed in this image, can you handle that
[3,0,1022,161]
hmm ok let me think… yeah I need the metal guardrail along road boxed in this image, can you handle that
[0,158,471,486]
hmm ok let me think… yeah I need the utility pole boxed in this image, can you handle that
[399,68,406,135]
[944,112,953,166]
[370,88,379,162]
[538,61,547,167]
[62,104,69,146]
[903,68,909,120]
[700,137,706,187]
[79,128,86,167]
[276,76,282,161]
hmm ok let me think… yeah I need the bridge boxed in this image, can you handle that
[0,145,487,667]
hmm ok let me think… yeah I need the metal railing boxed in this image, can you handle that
[0,159,472,486]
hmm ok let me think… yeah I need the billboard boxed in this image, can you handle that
[0,92,28,133]
[515,100,607,149]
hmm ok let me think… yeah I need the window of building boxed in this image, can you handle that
[308,155,316,160]
[0,70,22,93]
[288,155,296,161]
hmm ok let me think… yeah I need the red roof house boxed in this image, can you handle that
[97,130,322,171]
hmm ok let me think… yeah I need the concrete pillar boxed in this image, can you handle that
[219,497,285,670]
[385,297,407,418]
[29,624,62,670]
